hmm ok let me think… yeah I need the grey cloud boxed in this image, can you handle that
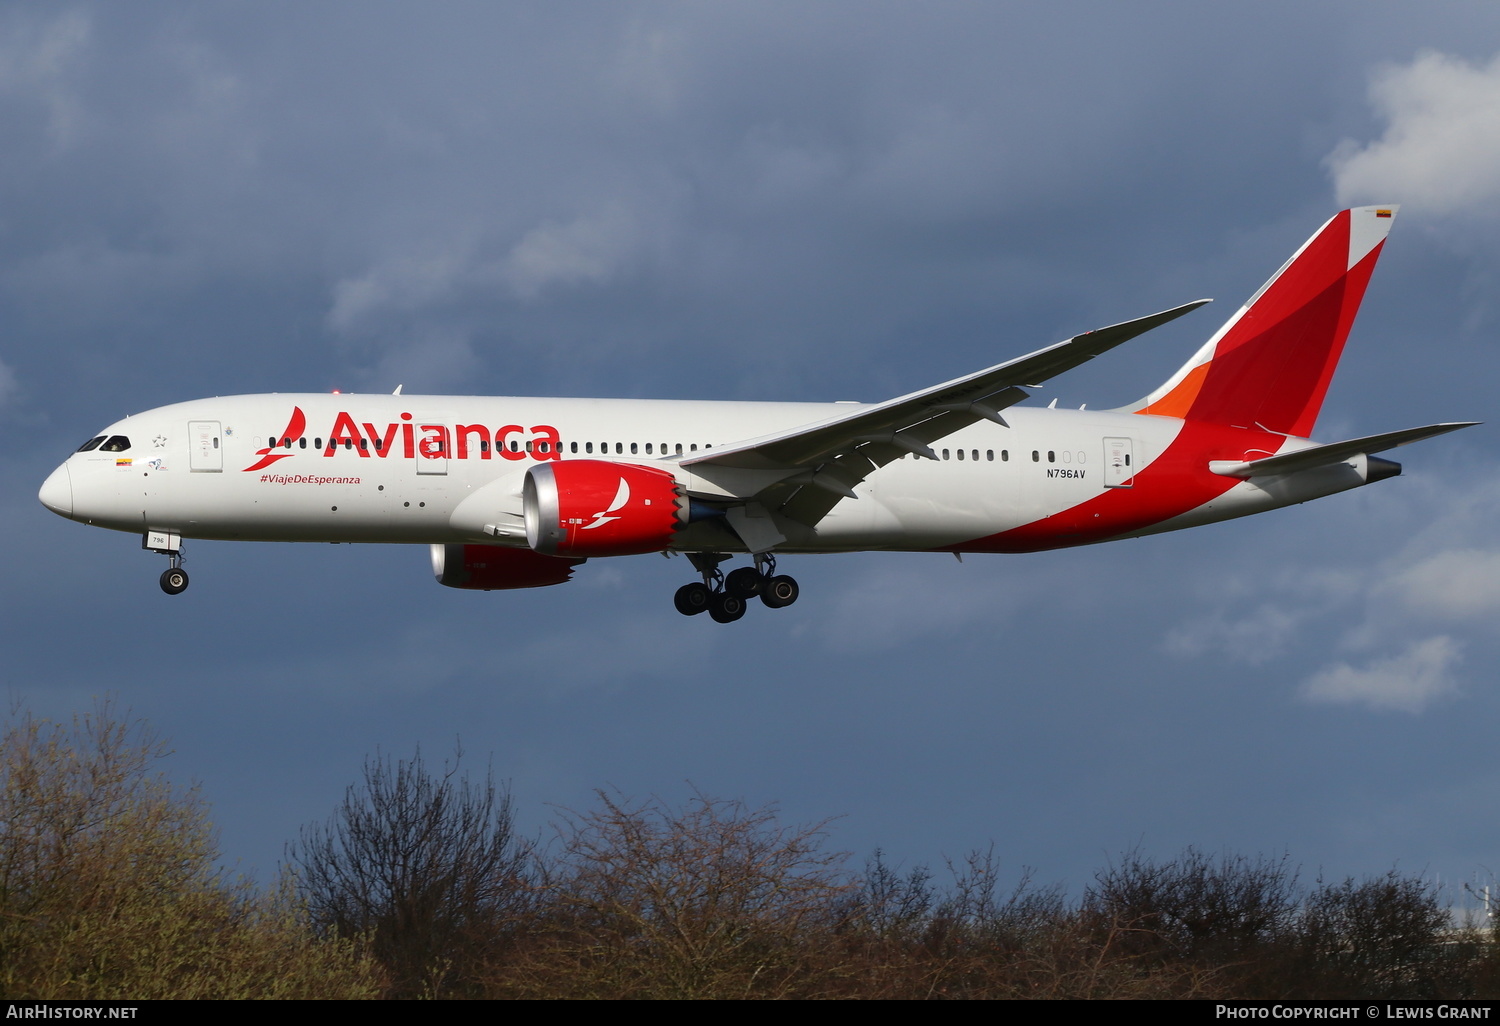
[1330,50,1500,215]
[1302,635,1463,713]
[1162,465,1500,714]
[0,9,91,150]
[1379,548,1500,622]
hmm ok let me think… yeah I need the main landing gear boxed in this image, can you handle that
[673,552,799,624]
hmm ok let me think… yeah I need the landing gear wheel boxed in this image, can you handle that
[725,566,764,599]
[760,575,799,608]
[708,592,746,623]
[674,582,712,616]
[159,567,189,595]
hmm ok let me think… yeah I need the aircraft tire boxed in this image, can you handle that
[673,582,711,616]
[725,567,763,598]
[708,592,746,623]
[160,568,189,595]
[760,575,799,608]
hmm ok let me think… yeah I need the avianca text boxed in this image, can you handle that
[263,412,564,464]
[322,412,561,461]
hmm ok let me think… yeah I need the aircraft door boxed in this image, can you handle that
[1103,437,1134,488]
[415,416,450,476]
[188,421,223,472]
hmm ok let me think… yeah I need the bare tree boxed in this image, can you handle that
[288,746,531,998]
[0,697,376,999]
[1302,871,1452,998]
[1083,847,1300,964]
[511,790,852,998]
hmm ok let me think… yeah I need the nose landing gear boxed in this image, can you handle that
[674,552,798,622]
[160,561,189,596]
[144,530,189,595]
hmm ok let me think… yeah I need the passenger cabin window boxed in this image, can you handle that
[1047,451,1055,462]
[1031,450,1039,462]
[77,436,106,452]
[99,436,131,452]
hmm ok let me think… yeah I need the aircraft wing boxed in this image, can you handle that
[680,299,1209,525]
[1209,422,1479,479]
[683,299,1209,473]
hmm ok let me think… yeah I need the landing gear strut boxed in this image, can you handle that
[673,552,798,622]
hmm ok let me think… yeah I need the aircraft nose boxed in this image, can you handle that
[39,463,73,518]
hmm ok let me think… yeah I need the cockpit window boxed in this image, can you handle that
[99,436,131,452]
[76,436,106,452]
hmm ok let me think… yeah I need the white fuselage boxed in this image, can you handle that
[39,392,1371,556]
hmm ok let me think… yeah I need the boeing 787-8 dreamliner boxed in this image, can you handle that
[39,206,1475,622]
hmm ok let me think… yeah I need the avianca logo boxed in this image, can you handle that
[241,407,564,472]
[242,407,306,473]
[583,478,630,530]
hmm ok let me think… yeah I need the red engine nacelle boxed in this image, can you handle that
[431,544,583,590]
[524,460,687,557]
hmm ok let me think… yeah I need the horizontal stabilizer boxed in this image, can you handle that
[1209,422,1479,478]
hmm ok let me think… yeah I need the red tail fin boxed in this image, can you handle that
[1128,206,1396,437]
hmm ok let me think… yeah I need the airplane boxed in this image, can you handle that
[38,206,1476,623]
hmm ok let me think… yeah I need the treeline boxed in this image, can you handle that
[3,702,1497,1000]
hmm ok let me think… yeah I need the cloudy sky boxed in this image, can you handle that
[4,1,1499,898]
